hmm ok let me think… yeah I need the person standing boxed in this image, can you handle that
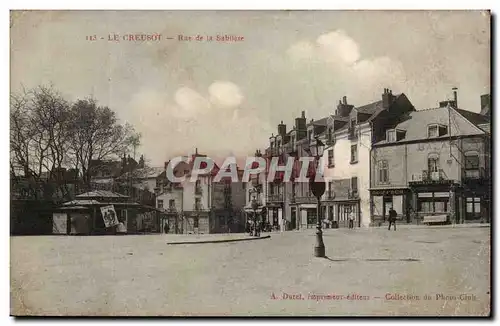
[348,209,355,229]
[388,207,397,231]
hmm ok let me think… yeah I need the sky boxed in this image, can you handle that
[10,10,490,167]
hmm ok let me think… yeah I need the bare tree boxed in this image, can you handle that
[10,85,72,200]
[67,98,140,191]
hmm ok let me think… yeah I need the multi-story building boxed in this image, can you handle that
[318,89,415,228]
[370,96,491,225]
[156,150,247,234]
[261,88,415,229]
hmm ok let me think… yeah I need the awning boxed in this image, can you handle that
[299,204,317,209]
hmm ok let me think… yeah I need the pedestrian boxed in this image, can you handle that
[388,207,397,231]
[164,222,170,234]
[348,209,355,229]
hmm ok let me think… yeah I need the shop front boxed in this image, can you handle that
[408,180,460,224]
[370,188,411,226]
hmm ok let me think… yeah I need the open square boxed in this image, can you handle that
[11,226,490,316]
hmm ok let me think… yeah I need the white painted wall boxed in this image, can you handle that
[321,123,372,227]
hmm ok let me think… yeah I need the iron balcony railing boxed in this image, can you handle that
[294,192,317,204]
[267,194,283,202]
[464,167,486,179]
[422,169,446,182]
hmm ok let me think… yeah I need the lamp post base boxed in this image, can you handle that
[314,230,326,257]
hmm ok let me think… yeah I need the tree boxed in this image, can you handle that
[10,85,72,200]
[68,98,140,191]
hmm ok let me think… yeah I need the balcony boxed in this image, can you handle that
[409,169,453,185]
[348,189,359,199]
[294,192,317,204]
[267,194,283,203]
[464,168,486,180]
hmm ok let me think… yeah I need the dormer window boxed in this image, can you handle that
[386,130,396,142]
[427,124,448,138]
[386,129,406,142]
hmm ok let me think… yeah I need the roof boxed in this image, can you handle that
[63,199,101,206]
[373,106,486,145]
[119,166,165,179]
[75,190,129,199]
[455,109,490,126]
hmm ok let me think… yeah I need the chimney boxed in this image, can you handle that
[452,87,458,108]
[480,94,491,115]
[278,120,287,136]
[382,88,395,109]
[337,96,353,117]
[295,111,306,131]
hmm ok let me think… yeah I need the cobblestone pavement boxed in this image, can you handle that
[11,226,490,316]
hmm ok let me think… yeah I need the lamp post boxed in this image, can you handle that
[309,136,326,258]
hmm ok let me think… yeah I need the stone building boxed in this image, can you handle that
[370,99,491,225]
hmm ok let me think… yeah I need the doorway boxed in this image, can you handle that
[290,208,297,230]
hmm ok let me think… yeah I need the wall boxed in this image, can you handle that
[156,189,182,212]
[182,175,211,212]
[321,124,372,227]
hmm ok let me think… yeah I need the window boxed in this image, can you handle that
[418,199,448,213]
[328,181,334,198]
[195,198,201,210]
[193,216,199,228]
[428,155,439,173]
[291,182,296,196]
[351,177,358,192]
[157,199,164,209]
[465,154,480,178]
[386,130,396,142]
[327,128,334,143]
[465,155,480,170]
[428,125,438,138]
[307,209,317,226]
[350,145,358,163]
[308,129,313,141]
[328,149,334,167]
[466,197,481,219]
[379,160,389,183]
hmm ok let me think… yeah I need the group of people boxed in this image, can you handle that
[336,207,398,231]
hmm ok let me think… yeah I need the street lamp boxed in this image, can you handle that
[309,136,326,258]
[251,192,260,237]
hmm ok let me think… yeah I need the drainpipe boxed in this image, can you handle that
[369,121,374,226]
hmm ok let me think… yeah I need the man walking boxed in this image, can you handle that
[348,209,355,229]
[388,207,397,231]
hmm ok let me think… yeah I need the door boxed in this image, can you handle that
[383,196,393,221]
[290,208,296,230]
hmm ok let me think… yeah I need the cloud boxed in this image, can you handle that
[316,30,360,64]
[208,81,244,108]
[286,30,407,93]
[127,81,272,165]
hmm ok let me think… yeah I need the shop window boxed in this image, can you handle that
[193,216,199,228]
[466,197,481,220]
[307,209,317,226]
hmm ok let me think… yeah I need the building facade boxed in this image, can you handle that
[156,151,247,234]
[370,102,491,225]
[260,88,415,229]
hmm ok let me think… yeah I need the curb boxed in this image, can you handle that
[167,235,271,245]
